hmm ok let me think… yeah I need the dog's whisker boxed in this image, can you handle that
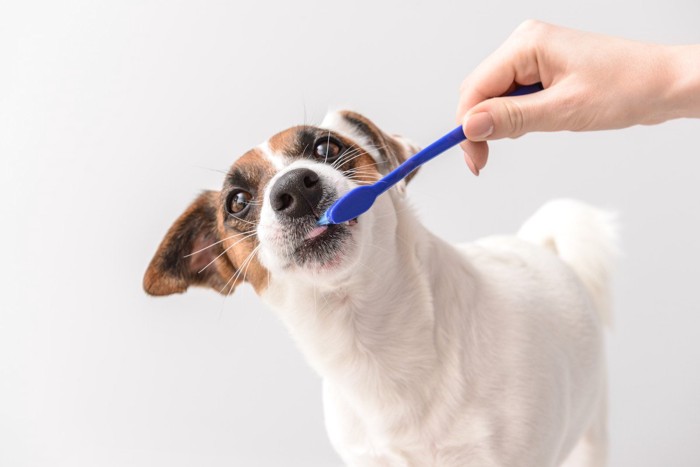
[220,261,243,297]
[239,246,259,287]
[233,217,260,227]
[345,159,386,169]
[344,171,380,179]
[334,142,391,169]
[341,160,387,175]
[197,232,258,274]
[325,130,332,164]
[184,230,257,258]
[226,244,261,291]
[221,244,261,295]
[344,174,378,180]
[343,167,379,175]
[344,174,380,184]
[192,165,230,175]
[345,178,376,186]
[356,160,386,170]
[343,166,379,173]
[333,151,371,169]
[332,147,370,169]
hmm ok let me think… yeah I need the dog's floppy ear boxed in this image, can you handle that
[335,110,422,186]
[143,191,237,296]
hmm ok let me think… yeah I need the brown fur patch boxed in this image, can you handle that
[218,220,268,294]
[143,191,237,296]
[268,126,303,154]
[219,148,276,294]
[337,110,419,182]
[231,148,276,181]
[340,151,382,185]
[143,149,276,297]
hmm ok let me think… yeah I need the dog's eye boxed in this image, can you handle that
[226,190,252,216]
[314,138,342,163]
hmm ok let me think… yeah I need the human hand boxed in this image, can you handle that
[456,20,700,175]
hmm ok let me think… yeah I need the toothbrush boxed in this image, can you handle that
[317,82,544,226]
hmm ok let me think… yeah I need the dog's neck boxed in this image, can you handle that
[262,196,478,420]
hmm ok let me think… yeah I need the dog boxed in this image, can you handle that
[144,110,616,467]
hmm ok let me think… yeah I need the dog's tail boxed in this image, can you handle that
[518,199,618,326]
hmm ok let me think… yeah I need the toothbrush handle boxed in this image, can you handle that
[375,82,544,194]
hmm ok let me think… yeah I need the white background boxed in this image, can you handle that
[1,1,699,466]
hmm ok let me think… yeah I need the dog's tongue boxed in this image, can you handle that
[305,225,328,240]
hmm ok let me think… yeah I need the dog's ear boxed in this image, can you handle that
[143,191,237,296]
[334,110,422,186]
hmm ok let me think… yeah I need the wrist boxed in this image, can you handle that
[664,44,700,120]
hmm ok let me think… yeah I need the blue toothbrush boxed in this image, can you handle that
[317,82,544,226]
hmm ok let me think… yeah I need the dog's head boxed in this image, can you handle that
[143,111,420,297]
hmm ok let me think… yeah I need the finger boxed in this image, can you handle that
[456,32,543,123]
[462,112,495,141]
[459,140,488,176]
[459,139,489,172]
[466,87,566,140]
[463,151,479,176]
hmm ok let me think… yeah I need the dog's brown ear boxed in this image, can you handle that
[337,110,422,185]
[143,191,237,296]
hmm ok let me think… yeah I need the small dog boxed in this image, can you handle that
[144,111,616,467]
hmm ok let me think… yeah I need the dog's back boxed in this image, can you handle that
[434,199,616,467]
[455,199,616,467]
[518,198,618,326]
[517,198,616,467]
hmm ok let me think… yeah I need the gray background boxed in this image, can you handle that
[1,1,699,466]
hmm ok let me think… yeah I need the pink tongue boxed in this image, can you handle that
[305,225,328,240]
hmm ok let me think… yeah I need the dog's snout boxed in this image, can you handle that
[270,168,323,218]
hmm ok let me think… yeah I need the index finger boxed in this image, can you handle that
[456,36,542,123]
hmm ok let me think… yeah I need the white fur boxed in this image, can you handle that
[256,114,616,467]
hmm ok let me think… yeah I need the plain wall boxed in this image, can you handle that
[1,1,699,466]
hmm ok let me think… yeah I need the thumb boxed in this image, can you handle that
[462,89,560,141]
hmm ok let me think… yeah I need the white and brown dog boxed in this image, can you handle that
[144,110,616,467]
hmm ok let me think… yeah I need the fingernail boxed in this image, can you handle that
[464,112,494,141]
[464,152,480,176]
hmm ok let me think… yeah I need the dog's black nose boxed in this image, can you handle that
[270,168,323,219]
